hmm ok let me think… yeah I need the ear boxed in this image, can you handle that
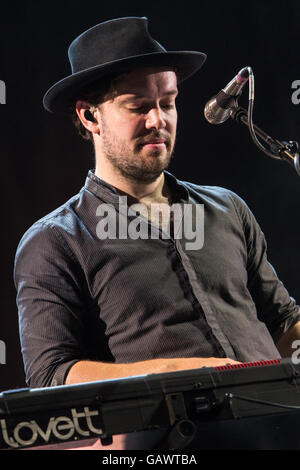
[75,100,100,134]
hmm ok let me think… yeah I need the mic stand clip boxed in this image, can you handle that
[231,106,300,176]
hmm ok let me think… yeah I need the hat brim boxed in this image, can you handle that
[43,51,207,114]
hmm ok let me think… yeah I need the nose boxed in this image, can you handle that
[145,106,166,130]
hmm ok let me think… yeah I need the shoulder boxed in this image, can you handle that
[179,178,249,211]
[176,177,262,235]
[14,192,83,267]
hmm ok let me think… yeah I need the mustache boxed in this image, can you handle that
[135,131,171,148]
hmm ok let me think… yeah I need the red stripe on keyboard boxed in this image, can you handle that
[214,359,281,371]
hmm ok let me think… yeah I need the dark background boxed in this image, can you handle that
[1,1,299,392]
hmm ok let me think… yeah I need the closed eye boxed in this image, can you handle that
[161,104,176,110]
[128,106,148,113]
[128,103,176,113]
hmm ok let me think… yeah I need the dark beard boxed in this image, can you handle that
[99,113,176,183]
[110,148,175,183]
[104,135,176,184]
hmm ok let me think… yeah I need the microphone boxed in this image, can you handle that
[204,67,250,124]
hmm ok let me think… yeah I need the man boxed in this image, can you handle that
[14,16,300,448]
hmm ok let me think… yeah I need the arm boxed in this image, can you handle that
[231,193,300,348]
[65,356,241,384]
[14,222,89,388]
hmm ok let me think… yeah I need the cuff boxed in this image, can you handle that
[50,360,79,386]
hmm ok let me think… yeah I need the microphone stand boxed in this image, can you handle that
[231,106,300,176]
[227,67,300,176]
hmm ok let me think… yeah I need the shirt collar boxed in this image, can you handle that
[84,169,189,205]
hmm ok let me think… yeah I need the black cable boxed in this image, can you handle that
[246,69,300,176]
[225,392,300,411]
[246,68,282,161]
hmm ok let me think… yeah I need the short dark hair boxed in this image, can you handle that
[69,73,122,142]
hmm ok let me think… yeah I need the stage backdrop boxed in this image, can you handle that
[1,0,300,391]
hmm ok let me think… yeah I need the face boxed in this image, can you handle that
[96,67,178,184]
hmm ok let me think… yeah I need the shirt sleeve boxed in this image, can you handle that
[230,192,300,343]
[14,221,88,388]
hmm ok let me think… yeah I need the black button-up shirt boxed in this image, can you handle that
[14,170,300,388]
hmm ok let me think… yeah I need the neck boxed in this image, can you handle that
[94,155,171,204]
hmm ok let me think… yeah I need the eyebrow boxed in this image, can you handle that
[119,90,178,103]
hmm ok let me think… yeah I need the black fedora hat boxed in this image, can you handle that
[43,16,207,114]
